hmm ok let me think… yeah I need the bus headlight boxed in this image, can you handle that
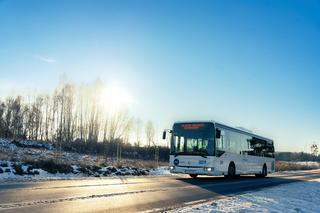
[206,167,213,172]
[169,166,175,170]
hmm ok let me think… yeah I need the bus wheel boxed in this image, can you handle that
[227,163,236,179]
[189,174,198,179]
[261,164,267,178]
[256,164,267,178]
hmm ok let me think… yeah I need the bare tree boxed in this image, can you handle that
[107,108,131,141]
[51,90,59,142]
[10,96,24,138]
[145,120,159,167]
[122,117,133,145]
[311,143,319,160]
[135,118,143,147]
[34,95,43,140]
[4,98,14,138]
[43,95,50,141]
[0,100,5,137]
[145,120,155,147]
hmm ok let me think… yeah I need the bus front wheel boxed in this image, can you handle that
[189,174,198,179]
[227,163,236,179]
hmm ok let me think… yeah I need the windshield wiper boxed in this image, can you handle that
[174,152,184,157]
[198,153,207,158]
[174,152,207,158]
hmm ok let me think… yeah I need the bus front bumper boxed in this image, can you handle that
[169,166,218,176]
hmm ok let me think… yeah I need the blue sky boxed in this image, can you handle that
[0,0,320,151]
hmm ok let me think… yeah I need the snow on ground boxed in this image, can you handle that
[0,138,16,151]
[0,138,171,182]
[169,179,320,213]
[0,160,87,182]
[295,161,320,167]
[149,166,171,176]
[0,160,156,182]
[0,138,172,182]
[0,168,84,182]
[0,162,171,183]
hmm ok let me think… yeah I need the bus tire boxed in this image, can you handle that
[261,164,267,178]
[227,162,236,179]
[256,164,267,178]
[190,174,198,179]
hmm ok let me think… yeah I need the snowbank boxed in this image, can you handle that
[11,139,54,150]
[276,161,320,171]
[170,179,320,213]
[0,138,16,151]
[295,161,320,166]
[0,160,154,182]
[0,138,174,182]
[149,166,171,176]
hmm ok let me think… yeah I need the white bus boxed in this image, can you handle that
[163,121,275,178]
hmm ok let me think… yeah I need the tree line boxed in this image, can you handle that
[275,151,320,162]
[0,80,159,150]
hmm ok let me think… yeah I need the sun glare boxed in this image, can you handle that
[99,85,134,110]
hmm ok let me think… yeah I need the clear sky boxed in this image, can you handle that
[1,0,320,151]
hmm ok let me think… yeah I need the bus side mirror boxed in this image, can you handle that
[162,131,166,140]
[216,129,221,139]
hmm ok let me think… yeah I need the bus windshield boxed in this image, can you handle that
[171,123,214,157]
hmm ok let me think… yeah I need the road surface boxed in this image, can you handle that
[0,170,320,212]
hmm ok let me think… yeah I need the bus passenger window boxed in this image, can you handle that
[216,130,224,151]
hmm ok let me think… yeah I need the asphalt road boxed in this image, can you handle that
[0,170,320,213]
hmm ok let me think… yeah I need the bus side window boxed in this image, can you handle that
[216,129,223,149]
[177,136,185,152]
[175,136,179,151]
[221,134,224,149]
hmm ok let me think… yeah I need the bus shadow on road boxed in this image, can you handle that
[177,175,262,182]
[174,174,315,196]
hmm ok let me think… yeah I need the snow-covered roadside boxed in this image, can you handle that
[295,161,320,166]
[0,160,156,182]
[0,161,172,183]
[0,167,85,183]
[149,166,171,176]
[169,179,320,213]
[0,138,173,182]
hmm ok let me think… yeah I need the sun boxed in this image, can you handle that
[99,85,134,110]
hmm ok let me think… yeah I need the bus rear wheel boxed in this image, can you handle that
[189,174,198,179]
[256,164,267,178]
[262,165,267,177]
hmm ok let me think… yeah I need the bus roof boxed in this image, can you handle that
[173,120,273,144]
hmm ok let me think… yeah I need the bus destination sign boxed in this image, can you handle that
[181,123,205,130]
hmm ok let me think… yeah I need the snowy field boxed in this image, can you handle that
[0,160,170,182]
[0,138,171,182]
[169,178,320,213]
